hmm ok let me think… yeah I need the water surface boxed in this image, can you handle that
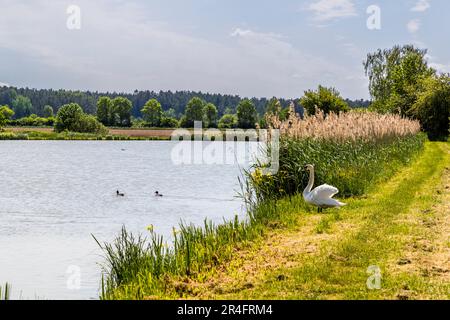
[0,141,256,299]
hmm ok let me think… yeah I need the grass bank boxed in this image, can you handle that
[177,141,450,300]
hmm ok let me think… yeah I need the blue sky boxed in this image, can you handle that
[0,0,448,99]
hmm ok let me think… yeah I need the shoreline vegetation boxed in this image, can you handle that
[0,126,175,140]
[174,141,450,300]
[93,111,444,300]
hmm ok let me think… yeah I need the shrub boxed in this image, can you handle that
[55,103,107,134]
[0,105,14,128]
[218,114,238,129]
[9,114,55,127]
[411,75,450,140]
[160,116,179,128]
[77,114,108,135]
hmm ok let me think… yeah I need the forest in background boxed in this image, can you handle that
[0,86,370,119]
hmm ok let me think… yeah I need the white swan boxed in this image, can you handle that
[303,164,346,213]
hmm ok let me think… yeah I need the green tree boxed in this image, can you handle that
[265,97,282,115]
[160,116,179,128]
[164,108,177,119]
[411,75,450,140]
[55,103,84,132]
[218,114,238,129]
[363,45,435,115]
[55,103,107,134]
[203,103,218,128]
[78,114,108,134]
[43,105,54,118]
[11,95,32,118]
[111,97,132,127]
[262,97,284,128]
[96,97,112,126]
[223,107,235,115]
[141,98,163,127]
[300,86,349,115]
[236,99,257,129]
[183,97,205,127]
[0,105,14,128]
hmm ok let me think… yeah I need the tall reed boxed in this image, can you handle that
[0,283,11,300]
[250,110,425,200]
[268,109,421,143]
[95,195,304,299]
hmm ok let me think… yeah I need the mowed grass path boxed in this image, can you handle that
[182,142,449,300]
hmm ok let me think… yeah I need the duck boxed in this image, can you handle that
[154,191,163,197]
[303,164,346,213]
[116,190,125,197]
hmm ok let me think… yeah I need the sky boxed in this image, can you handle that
[0,0,449,99]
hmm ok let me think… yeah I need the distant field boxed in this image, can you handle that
[8,127,175,138]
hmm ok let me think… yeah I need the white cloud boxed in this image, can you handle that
[411,0,431,12]
[429,62,450,73]
[426,54,450,73]
[0,0,367,98]
[306,0,357,22]
[228,27,363,98]
[407,19,421,33]
[0,82,10,87]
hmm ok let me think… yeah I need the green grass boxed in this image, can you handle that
[205,142,449,300]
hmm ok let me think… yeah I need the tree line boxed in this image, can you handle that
[3,44,445,139]
[0,88,298,119]
[0,86,369,121]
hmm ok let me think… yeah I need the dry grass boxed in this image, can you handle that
[8,127,175,138]
[267,110,421,143]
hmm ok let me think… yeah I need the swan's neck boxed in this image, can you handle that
[303,168,314,194]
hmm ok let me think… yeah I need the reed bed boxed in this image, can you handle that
[268,110,421,143]
[250,111,425,200]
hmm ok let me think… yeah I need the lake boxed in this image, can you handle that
[0,141,259,299]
